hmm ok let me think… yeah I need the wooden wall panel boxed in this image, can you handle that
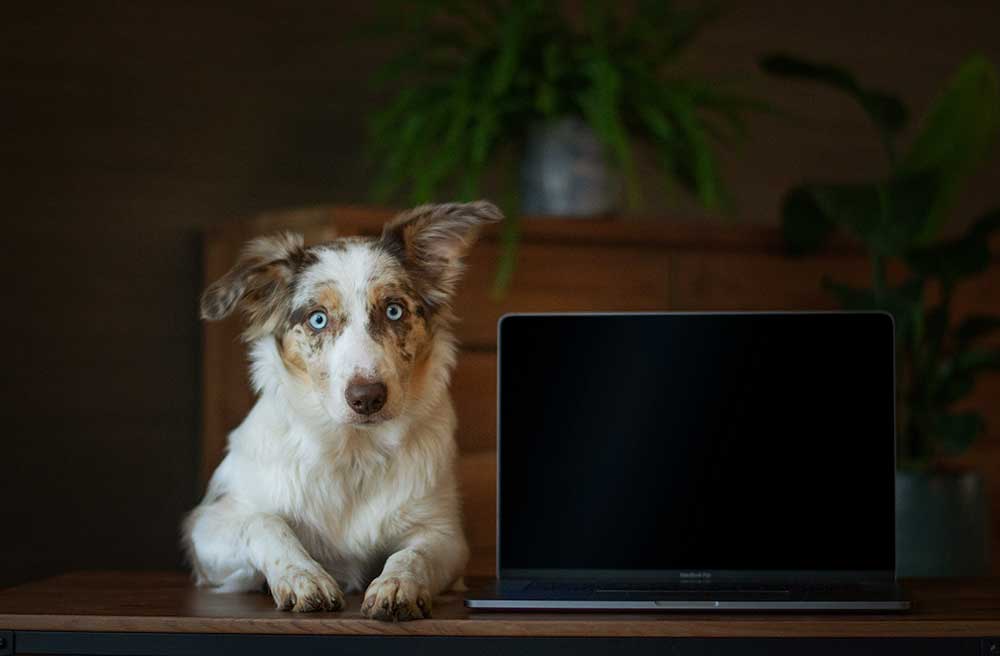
[669,253,868,311]
[458,451,498,578]
[452,351,497,456]
[456,243,673,348]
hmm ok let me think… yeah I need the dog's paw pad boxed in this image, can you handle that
[268,566,344,613]
[362,575,431,621]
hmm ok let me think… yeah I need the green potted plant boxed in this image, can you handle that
[366,0,760,289]
[763,53,1000,575]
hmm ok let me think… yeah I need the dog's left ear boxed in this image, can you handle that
[380,201,503,307]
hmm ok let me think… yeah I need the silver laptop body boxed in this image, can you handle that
[466,312,909,611]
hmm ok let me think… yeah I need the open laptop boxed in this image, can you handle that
[466,312,909,611]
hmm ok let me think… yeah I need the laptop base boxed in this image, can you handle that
[465,580,910,611]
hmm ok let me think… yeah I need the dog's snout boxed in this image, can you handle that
[345,379,387,416]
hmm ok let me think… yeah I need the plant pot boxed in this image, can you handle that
[895,469,991,576]
[520,117,619,217]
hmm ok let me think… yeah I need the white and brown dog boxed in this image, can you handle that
[183,201,501,620]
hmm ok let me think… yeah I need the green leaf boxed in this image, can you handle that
[780,185,836,256]
[759,53,908,140]
[634,101,676,144]
[930,411,985,456]
[931,347,1000,411]
[491,205,521,298]
[955,314,1000,346]
[578,57,639,207]
[901,55,1000,241]
[365,0,751,214]
[923,303,950,356]
[369,110,427,201]
[535,81,557,116]
[663,92,724,210]
[953,348,1000,375]
[929,366,975,406]
[905,238,990,285]
[676,79,768,146]
[488,2,535,99]
[469,104,496,164]
[633,101,683,201]
[969,207,1000,240]
[801,170,939,256]
[904,209,1000,285]
[881,169,944,245]
[808,182,885,249]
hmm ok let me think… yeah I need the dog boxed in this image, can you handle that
[183,201,501,620]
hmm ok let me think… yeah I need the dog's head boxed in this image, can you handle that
[201,201,502,427]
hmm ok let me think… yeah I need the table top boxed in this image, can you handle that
[1,572,999,637]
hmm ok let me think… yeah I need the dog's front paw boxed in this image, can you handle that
[268,564,344,612]
[362,575,431,621]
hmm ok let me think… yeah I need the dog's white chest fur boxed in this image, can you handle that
[205,381,458,593]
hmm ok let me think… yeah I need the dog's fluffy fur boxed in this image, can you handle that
[183,202,501,620]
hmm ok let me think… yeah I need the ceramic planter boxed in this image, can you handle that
[895,469,991,576]
[520,117,619,217]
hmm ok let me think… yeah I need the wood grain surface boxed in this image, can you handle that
[1,572,999,637]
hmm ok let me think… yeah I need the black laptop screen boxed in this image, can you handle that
[498,313,895,575]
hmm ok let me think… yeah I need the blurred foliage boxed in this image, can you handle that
[365,0,763,224]
[763,53,1000,469]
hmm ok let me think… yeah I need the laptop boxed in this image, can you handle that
[466,312,909,611]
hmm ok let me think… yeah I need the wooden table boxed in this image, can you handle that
[1,572,998,654]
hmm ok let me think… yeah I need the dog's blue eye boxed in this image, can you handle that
[307,310,328,331]
[386,303,404,321]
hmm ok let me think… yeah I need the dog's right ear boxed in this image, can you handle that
[200,232,309,338]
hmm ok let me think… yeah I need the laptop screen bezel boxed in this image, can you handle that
[495,311,897,585]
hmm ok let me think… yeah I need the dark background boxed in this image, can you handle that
[2,1,999,587]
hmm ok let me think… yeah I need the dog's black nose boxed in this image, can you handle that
[345,380,387,416]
